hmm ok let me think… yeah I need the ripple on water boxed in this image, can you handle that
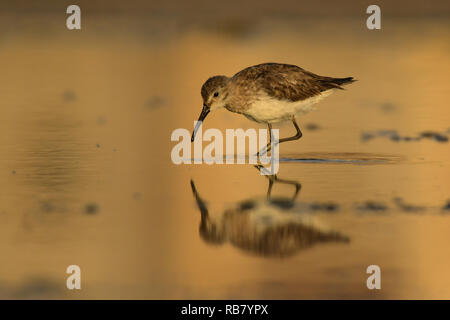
[280,152,403,164]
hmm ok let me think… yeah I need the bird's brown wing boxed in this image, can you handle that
[233,63,349,102]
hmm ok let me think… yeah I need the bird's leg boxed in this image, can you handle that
[267,178,274,199]
[279,116,303,144]
[256,123,273,157]
[254,165,301,201]
[265,173,302,201]
[256,117,303,157]
[271,177,302,201]
[254,164,277,179]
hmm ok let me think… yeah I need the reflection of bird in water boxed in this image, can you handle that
[190,166,349,258]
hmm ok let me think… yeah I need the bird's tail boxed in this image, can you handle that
[332,77,356,86]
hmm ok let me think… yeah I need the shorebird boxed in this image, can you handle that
[191,63,355,154]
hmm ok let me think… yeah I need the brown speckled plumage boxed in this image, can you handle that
[200,62,355,114]
[201,75,228,102]
[232,63,352,101]
[193,62,355,145]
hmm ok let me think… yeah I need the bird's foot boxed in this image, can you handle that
[256,145,271,158]
[254,164,277,179]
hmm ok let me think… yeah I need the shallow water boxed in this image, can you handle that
[0,10,449,299]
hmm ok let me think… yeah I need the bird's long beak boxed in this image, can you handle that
[191,104,210,142]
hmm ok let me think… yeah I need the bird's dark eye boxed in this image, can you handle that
[213,92,219,97]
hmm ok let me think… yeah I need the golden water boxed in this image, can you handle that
[0,12,449,299]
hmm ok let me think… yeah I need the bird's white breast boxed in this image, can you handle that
[244,89,335,123]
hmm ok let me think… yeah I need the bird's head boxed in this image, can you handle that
[191,75,230,142]
[190,179,226,245]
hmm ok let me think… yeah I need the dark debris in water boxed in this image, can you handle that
[442,200,450,212]
[96,116,106,125]
[62,90,77,102]
[84,203,99,215]
[361,129,448,143]
[310,202,339,212]
[133,192,142,200]
[40,201,55,213]
[393,197,426,213]
[420,131,448,142]
[145,96,166,109]
[39,200,66,214]
[233,198,450,215]
[380,102,396,113]
[360,101,397,113]
[356,201,388,212]
[13,278,63,299]
[304,123,320,131]
[269,198,295,210]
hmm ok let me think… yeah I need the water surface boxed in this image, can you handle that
[0,11,449,299]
